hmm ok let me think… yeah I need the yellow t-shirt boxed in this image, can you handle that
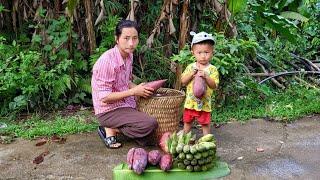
[182,62,219,112]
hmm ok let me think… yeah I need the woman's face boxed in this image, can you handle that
[116,27,139,58]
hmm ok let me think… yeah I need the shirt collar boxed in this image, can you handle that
[114,45,133,67]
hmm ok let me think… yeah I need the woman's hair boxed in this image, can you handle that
[115,20,140,38]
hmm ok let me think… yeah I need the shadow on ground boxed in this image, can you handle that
[1,115,319,180]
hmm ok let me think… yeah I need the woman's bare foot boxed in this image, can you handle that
[104,127,121,148]
[104,127,120,135]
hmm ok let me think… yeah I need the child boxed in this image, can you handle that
[181,31,219,135]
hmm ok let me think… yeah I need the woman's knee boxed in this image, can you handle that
[149,117,158,130]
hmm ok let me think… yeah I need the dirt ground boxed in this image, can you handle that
[1,115,319,180]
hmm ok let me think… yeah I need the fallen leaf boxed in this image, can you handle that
[256,147,264,152]
[33,155,44,164]
[33,151,50,164]
[35,138,47,146]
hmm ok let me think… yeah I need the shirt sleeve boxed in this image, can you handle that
[209,66,219,86]
[129,54,134,82]
[182,63,194,77]
[92,57,115,101]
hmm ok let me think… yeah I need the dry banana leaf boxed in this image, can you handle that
[94,9,105,26]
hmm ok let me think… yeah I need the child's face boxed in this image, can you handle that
[191,44,214,66]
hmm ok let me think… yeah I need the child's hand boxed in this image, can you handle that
[192,68,198,74]
[190,68,198,78]
[197,70,207,78]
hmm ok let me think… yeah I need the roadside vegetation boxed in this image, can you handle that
[0,0,319,141]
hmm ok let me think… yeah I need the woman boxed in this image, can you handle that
[91,20,158,149]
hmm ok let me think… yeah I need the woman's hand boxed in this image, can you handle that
[130,83,154,98]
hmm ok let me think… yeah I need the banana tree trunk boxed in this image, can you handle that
[54,0,62,18]
[175,0,190,90]
[0,0,12,33]
[84,0,96,54]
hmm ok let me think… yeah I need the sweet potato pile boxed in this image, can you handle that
[127,147,172,174]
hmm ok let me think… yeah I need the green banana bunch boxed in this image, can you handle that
[198,134,215,143]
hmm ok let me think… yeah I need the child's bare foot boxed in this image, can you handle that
[202,124,210,135]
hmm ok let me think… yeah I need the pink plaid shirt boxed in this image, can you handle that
[91,46,136,115]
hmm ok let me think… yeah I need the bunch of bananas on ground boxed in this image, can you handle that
[167,131,217,172]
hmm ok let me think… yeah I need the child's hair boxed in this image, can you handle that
[192,40,215,49]
[115,20,140,38]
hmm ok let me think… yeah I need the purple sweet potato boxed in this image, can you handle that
[148,150,162,165]
[127,148,136,169]
[159,154,173,171]
[193,75,206,98]
[144,79,167,91]
[127,148,148,175]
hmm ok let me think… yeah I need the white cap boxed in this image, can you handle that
[190,31,215,47]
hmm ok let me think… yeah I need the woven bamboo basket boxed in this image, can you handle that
[137,88,185,139]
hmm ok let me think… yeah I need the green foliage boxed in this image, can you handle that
[89,15,121,67]
[228,0,249,15]
[0,114,98,139]
[280,11,309,22]
[104,0,125,15]
[213,33,258,76]
[0,4,9,13]
[248,0,301,43]
[140,0,163,32]
[212,85,320,123]
[170,45,194,69]
[298,1,320,59]
[135,46,176,85]
[0,15,91,116]
[66,0,79,18]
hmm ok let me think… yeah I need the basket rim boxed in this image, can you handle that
[150,88,185,99]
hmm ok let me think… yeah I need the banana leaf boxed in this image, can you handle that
[113,161,230,180]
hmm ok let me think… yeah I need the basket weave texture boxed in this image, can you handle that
[137,88,185,138]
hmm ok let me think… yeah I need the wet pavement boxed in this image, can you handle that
[0,115,319,180]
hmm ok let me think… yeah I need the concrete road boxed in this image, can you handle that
[1,115,319,180]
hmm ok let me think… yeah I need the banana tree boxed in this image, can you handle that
[248,0,309,43]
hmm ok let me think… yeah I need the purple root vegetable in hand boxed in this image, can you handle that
[193,75,206,98]
[144,79,167,91]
